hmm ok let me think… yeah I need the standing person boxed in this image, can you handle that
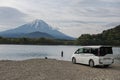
[61,51,63,57]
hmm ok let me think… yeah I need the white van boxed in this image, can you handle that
[72,46,114,67]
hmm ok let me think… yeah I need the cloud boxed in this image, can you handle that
[0,0,119,19]
[81,7,120,17]
[58,23,109,37]
[0,7,28,30]
[100,0,120,3]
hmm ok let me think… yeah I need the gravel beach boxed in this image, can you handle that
[0,59,120,80]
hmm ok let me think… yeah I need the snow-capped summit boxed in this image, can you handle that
[30,19,54,32]
[0,19,74,40]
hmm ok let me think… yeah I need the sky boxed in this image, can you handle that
[0,0,120,37]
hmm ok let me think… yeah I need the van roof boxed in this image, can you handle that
[82,46,112,48]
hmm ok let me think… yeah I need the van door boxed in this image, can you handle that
[82,48,91,64]
[74,48,83,63]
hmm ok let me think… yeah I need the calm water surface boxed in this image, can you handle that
[0,45,120,61]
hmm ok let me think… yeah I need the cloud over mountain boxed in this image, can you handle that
[0,7,27,30]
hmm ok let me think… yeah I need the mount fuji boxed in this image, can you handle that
[0,19,74,40]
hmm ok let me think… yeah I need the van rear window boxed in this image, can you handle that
[100,47,113,56]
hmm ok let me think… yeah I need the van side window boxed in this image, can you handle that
[78,48,83,53]
[91,48,98,56]
[75,48,83,54]
[83,48,90,53]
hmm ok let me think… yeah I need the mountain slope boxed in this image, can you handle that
[0,19,74,40]
[23,31,54,38]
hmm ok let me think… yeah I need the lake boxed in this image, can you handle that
[0,45,120,61]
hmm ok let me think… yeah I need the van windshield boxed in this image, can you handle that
[99,47,113,56]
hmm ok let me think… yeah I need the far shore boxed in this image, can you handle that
[0,58,120,80]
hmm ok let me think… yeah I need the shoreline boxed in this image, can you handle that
[0,57,120,63]
[0,59,120,80]
[0,44,120,47]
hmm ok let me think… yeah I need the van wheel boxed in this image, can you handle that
[89,60,94,67]
[72,58,76,64]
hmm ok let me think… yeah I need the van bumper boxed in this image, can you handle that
[97,58,114,65]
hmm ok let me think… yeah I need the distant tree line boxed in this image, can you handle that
[76,25,120,46]
[0,37,74,45]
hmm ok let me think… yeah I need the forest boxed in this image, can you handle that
[0,37,74,45]
[76,25,120,46]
